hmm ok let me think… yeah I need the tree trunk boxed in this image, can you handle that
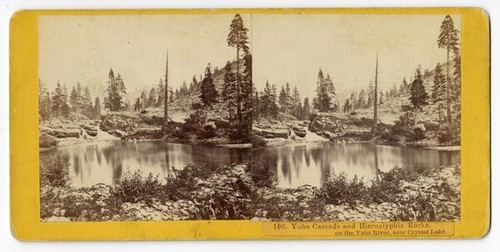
[373,53,378,130]
[164,51,169,124]
[446,48,452,131]
[236,45,241,123]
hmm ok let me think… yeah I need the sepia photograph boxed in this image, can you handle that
[39,13,461,222]
[250,14,461,222]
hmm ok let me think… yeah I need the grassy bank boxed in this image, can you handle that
[40,152,460,222]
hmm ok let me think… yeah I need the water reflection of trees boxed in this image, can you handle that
[253,143,461,189]
[54,142,252,186]
[43,141,460,189]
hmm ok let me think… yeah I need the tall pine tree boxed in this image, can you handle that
[227,13,249,123]
[200,64,217,107]
[438,15,459,130]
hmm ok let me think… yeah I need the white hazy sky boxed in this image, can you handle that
[39,14,250,96]
[39,13,460,100]
[252,14,461,100]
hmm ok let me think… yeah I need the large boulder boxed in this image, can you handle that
[253,127,289,139]
[309,113,345,134]
[292,126,307,138]
[100,112,139,135]
[41,127,81,138]
[100,112,168,139]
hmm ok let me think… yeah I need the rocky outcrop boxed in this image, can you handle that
[308,113,373,141]
[253,126,290,139]
[41,127,81,138]
[309,113,345,134]
[253,119,312,141]
[292,126,307,138]
[100,113,138,135]
[40,120,101,139]
[100,112,163,139]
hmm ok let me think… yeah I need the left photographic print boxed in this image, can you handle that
[38,13,254,221]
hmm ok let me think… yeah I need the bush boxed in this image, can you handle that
[391,120,411,136]
[317,173,368,206]
[228,122,251,142]
[40,152,70,187]
[423,122,440,132]
[251,134,267,148]
[39,133,57,148]
[246,159,275,188]
[368,167,419,204]
[408,127,426,142]
[381,130,400,143]
[394,193,437,221]
[438,128,460,145]
[199,122,217,139]
[164,164,216,200]
[112,164,218,205]
[112,171,166,205]
[191,173,254,220]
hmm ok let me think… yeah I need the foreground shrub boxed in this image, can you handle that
[317,173,368,206]
[112,171,165,205]
[40,152,70,188]
[111,164,215,205]
[40,151,71,219]
[245,159,275,188]
[253,187,324,221]
[190,166,255,220]
[368,167,419,204]
[394,193,437,221]
[165,164,217,200]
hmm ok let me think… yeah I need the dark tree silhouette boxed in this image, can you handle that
[438,15,459,130]
[200,64,217,107]
[410,68,428,111]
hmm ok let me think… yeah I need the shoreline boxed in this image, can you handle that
[45,133,462,151]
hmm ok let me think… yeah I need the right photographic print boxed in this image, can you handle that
[250,14,461,222]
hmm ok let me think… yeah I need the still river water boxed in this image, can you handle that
[41,141,460,188]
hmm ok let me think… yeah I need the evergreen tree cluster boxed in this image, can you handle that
[39,79,101,121]
[104,68,128,112]
[253,81,311,121]
[253,81,279,119]
[313,69,336,112]
[277,83,309,119]
[134,78,174,112]
[338,78,406,115]
[394,13,461,146]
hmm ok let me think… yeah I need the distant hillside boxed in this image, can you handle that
[137,60,239,123]
[355,62,454,125]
